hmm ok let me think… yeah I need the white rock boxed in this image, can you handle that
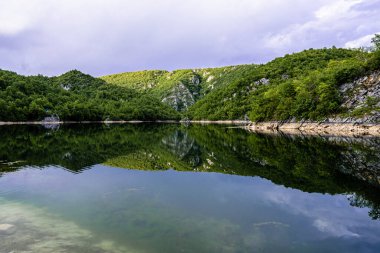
[206,75,215,82]
[0,224,16,234]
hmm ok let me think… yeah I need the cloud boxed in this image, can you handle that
[313,219,360,238]
[314,0,362,20]
[344,33,378,48]
[0,1,38,35]
[264,187,380,240]
[0,0,379,76]
[265,0,380,52]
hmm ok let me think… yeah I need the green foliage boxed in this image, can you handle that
[0,69,180,121]
[102,65,259,112]
[327,59,366,84]
[371,34,380,51]
[186,78,253,120]
[1,47,378,122]
[366,96,380,107]
[188,47,375,121]
[367,50,380,70]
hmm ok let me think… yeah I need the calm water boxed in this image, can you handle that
[0,124,380,253]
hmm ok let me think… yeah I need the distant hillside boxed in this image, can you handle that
[101,65,258,111]
[1,46,379,123]
[103,47,380,122]
[188,48,380,121]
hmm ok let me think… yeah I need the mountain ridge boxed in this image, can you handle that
[102,47,380,122]
[1,46,379,123]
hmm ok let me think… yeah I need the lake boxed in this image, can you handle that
[0,123,380,253]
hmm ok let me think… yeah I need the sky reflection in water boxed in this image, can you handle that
[0,124,379,252]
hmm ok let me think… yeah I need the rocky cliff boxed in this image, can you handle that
[101,65,257,112]
[161,74,201,111]
[337,70,380,123]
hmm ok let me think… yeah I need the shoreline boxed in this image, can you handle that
[245,122,380,137]
[0,120,250,126]
[1,120,379,137]
[0,120,147,125]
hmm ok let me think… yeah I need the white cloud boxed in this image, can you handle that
[264,187,378,239]
[0,1,34,35]
[265,0,380,52]
[315,0,362,20]
[344,33,380,48]
[313,219,360,238]
[0,0,379,75]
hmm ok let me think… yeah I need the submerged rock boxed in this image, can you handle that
[0,224,16,235]
[0,200,133,253]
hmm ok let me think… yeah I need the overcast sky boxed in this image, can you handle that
[0,0,379,76]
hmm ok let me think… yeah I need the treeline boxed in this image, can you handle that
[0,70,180,121]
[249,49,380,121]
[187,47,380,121]
[1,42,379,122]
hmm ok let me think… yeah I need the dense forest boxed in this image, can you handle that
[1,35,379,122]
[103,36,380,122]
[187,48,380,121]
[0,70,180,121]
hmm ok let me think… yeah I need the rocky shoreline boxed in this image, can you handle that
[245,122,380,137]
[1,120,380,137]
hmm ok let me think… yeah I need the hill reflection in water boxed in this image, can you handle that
[0,123,379,220]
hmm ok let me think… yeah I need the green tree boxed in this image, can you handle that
[371,34,380,51]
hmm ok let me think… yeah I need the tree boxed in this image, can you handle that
[371,34,380,51]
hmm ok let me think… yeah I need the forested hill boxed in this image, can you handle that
[1,46,380,123]
[101,64,258,112]
[103,47,380,122]
[0,70,180,121]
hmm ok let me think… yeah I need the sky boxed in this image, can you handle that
[0,0,380,77]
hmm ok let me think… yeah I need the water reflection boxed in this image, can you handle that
[1,124,380,252]
[0,123,380,220]
[1,166,380,253]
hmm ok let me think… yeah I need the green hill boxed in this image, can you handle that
[187,48,374,120]
[101,65,258,111]
[1,43,379,123]
[102,47,380,122]
[0,69,180,121]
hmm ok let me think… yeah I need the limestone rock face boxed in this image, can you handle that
[42,115,60,123]
[191,75,200,85]
[339,71,380,123]
[42,114,61,130]
[161,82,196,111]
[161,73,201,111]
[206,75,215,82]
[340,72,380,107]
[254,78,270,86]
